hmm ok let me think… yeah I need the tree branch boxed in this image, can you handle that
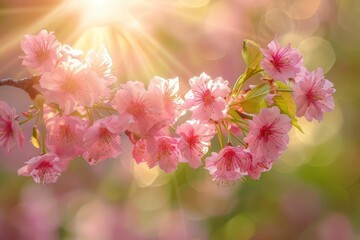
[0,75,41,99]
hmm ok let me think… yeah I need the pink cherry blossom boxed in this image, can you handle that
[148,76,184,122]
[85,45,116,86]
[20,30,59,73]
[57,44,83,64]
[146,135,181,173]
[294,65,308,83]
[185,72,230,122]
[17,153,68,184]
[46,116,87,158]
[132,138,148,164]
[294,68,335,121]
[261,37,303,82]
[176,120,215,168]
[245,154,276,180]
[0,101,25,154]
[83,116,124,165]
[7,29,338,185]
[40,60,106,114]
[131,127,171,165]
[205,146,252,184]
[245,107,292,160]
[112,81,163,136]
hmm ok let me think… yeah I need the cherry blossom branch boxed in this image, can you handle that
[0,75,41,99]
[0,30,336,185]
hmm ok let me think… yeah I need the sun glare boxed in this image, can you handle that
[93,0,106,6]
[48,0,221,81]
[80,0,143,27]
[60,0,194,81]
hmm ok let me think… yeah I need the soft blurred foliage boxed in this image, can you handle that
[0,0,359,239]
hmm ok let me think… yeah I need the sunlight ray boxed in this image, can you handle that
[121,30,159,80]
[135,27,192,76]
[0,7,49,14]
[0,2,67,55]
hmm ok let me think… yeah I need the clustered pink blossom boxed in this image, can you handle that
[17,153,68,184]
[20,30,59,72]
[184,73,230,121]
[112,81,164,136]
[0,101,24,154]
[40,61,106,114]
[205,146,252,185]
[294,68,335,121]
[261,37,303,83]
[83,116,124,165]
[245,107,292,161]
[0,30,336,185]
[146,135,181,173]
[46,116,86,159]
[176,120,215,168]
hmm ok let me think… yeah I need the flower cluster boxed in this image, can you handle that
[0,30,335,185]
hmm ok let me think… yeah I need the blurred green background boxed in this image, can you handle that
[0,0,359,239]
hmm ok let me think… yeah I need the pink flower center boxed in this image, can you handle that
[217,151,236,171]
[306,83,325,104]
[135,140,146,155]
[187,133,199,148]
[36,160,54,170]
[0,117,13,137]
[271,50,290,72]
[128,105,142,116]
[99,127,114,144]
[32,38,50,62]
[260,126,272,142]
[36,49,49,62]
[62,78,80,94]
[194,84,215,106]
[33,161,59,184]
[202,89,215,105]
[59,125,75,143]
[157,142,176,160]
[127,96,146,117]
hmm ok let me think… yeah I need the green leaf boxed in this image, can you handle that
[31,127,40,149]
[273,94,295,118]
[228,108,250,123]
[275,81,292,91]
[228,108,241,122]
[242,39,263,71]
[240,83,270,114]
[273,82,303,132]
[273,82,295,119]
[291,120,303,133]
[233,40,264,95]
[31,137,40,149]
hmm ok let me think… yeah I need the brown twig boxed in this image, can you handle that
[0,75,41,99]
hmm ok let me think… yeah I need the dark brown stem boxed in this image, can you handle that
[0,75,41,99]
[237,111,253,120]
